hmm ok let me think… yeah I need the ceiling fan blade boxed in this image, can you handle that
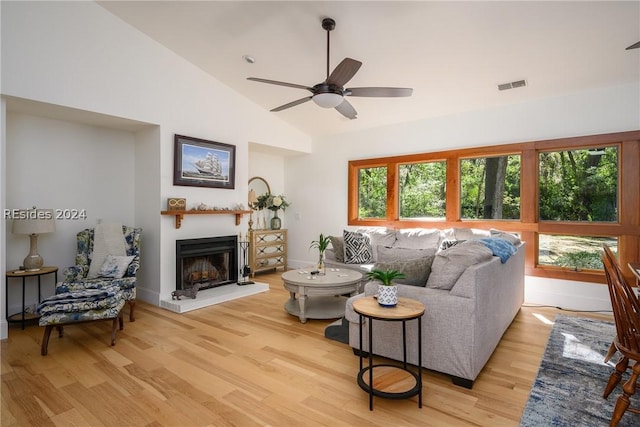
[335,99,357,120]
[626,41,640,50]
[247,77,313,92]
[326,58,362,87]
[346,87,413,97]
[270,96,312,112]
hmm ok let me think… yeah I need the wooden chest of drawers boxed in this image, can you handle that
[249,229,287,276]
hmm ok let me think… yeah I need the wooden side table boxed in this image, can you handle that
[5,266,58,329]
[353,296,425,410]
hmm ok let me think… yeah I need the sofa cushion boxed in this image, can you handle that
[377,245,436,262]
[393,228,441,250]
[329,236,345,263]
[373,255,435,287]
[426,240,493,290]
[343,231,374,264]
[490,229,522,245]
[451,228,491,241]
[356,227,397,247]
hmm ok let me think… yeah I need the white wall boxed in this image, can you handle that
[0,1,311,338]
[284,82,640,311]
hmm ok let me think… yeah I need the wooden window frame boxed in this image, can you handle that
[348,130,640,284]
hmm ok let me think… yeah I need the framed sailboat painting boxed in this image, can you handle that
[174,134,236,189]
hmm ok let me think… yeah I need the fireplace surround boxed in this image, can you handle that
[175,236,238,291]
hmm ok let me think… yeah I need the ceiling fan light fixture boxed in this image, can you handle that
[312,92,344,108]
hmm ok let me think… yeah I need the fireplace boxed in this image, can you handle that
[176,236,238,291]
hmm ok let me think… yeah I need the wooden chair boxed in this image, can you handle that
[602,245,640,426]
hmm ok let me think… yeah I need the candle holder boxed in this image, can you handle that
[238,237,254,285]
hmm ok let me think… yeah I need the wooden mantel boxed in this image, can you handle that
[161,210,251,229]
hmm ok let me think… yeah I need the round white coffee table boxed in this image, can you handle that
[281,268,363,323]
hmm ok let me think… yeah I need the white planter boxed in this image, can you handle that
[377,284,398,307]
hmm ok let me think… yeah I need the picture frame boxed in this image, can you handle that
[174,134,236,189]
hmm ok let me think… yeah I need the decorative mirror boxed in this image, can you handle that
[248,176,270,207]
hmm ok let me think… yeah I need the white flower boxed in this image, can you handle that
[272,196,283,207]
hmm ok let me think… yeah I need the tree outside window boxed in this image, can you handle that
[460,155,521,220]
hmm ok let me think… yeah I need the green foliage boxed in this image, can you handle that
[539,147,617,221]
[399,161,446,218]
[358,167,387,218]
[460,155,521,219]
[309,233,331,254]
[367,269,406,286]
[555,251,604,271]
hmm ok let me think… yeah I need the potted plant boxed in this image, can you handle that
[367,269,406,307]
[309,233,331,275]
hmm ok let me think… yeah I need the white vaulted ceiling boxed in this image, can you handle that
[98,1,640,138]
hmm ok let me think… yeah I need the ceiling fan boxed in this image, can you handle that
[247,17,413,120]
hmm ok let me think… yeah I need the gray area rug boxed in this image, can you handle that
[520,314,637,426]
[324,317,349,344]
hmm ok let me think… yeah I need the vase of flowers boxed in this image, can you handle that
[310,233,331,275]
[367,269,406,307]
[260,193,290,230]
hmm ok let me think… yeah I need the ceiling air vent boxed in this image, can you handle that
[498,79,527,91]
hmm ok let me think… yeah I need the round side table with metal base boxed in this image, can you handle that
[353,296,425,411]
[5,266,58,329]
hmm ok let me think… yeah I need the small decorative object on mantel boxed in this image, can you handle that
[167,198,186,211]
[171,283,200,300]
[367,269,406,307]
[309,233,331,276]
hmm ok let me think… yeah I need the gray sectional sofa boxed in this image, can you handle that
[326,227,525,388]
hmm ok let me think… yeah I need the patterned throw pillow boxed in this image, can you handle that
[98,255,135,278]
[343,231,374,264]
[439,239,465,251]
[329,236,345,263]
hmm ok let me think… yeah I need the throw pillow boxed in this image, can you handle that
[377,245,436,262]
[98,255,135,278]
[373,256,435,287]
[343,230,374,264]
[329,235,345,263]
[490,229,522,245]
[426,240,493,290]
[438,239,465,251]
[451,227,491,241]
[355,227,397,247]
[393,228,441,250]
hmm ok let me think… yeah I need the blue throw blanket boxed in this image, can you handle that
[479,238,517,263]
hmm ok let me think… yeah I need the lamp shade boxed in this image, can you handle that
[12,209,56,235]
[312,93,344,108]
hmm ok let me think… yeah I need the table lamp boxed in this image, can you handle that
[12,207,56,271]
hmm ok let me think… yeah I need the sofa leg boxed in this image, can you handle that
[452,376,474,389]
[352,348,369,358]
[128,300,136,322]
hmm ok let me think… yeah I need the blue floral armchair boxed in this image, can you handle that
[56,226,142,322]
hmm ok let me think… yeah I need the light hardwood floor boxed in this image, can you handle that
[1,271,613,426]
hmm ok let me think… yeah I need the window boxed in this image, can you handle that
[538,234,617,271]
[358,166,387,219]
[347,131,639,284]
[539,147,618,222]
[460,155,521,220]
[399,161,446,219]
